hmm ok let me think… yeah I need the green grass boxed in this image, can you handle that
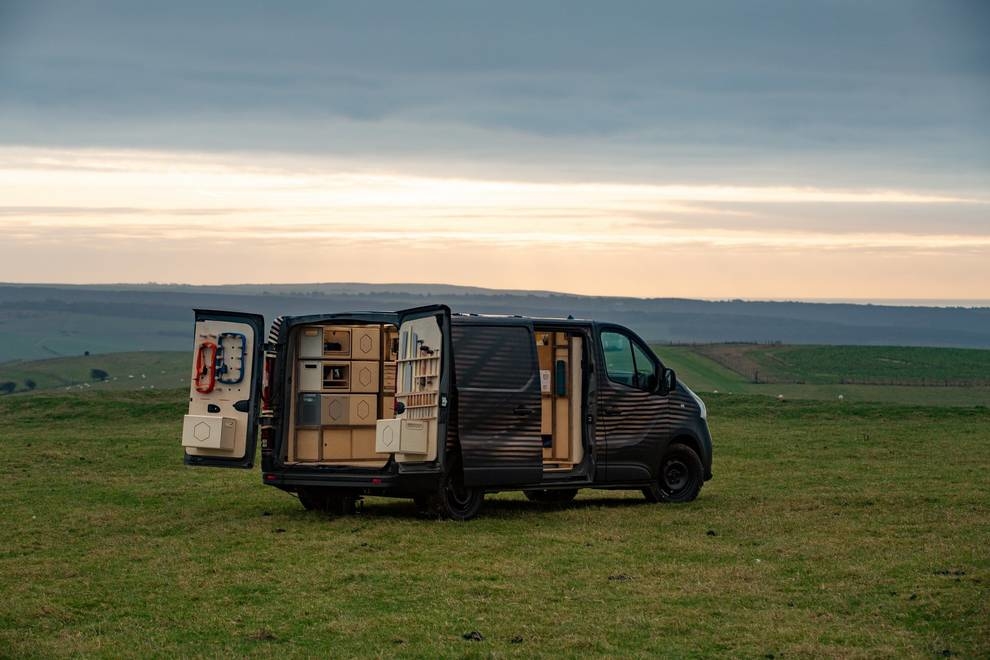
[7,344,989,407]
[1,390,987,657]
[654,345,990,408]
[0,351,188,393]
[690,344,990,386]
[0,309,189,362]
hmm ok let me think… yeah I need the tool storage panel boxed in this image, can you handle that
[290,322,395,465]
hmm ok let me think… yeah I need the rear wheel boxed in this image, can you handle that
[524,489,578,504]
[643,443,703,503]
[422,454,483,521]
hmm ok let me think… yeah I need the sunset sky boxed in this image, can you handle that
[1,1,987,300]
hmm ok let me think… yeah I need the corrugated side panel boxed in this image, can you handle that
[598,377,697,479]
[452,324,543,486]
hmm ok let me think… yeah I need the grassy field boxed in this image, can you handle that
[0,351,189,393]
[687,344,990,386]
[1,389,987,657]
[0,307,190,363]
[4,345,989,409]
[654,345,990,408]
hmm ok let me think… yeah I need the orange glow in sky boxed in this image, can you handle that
[1,147,987,300]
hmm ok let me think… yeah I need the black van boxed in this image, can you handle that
[181,305,712,520]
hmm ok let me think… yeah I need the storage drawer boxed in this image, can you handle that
[297,326,324,359]
[350,327,381,360]
[293,428,321,461]
[298,393,378,426]
[296,361,324,391]
[351,427,380,459]
[350,360,380,393]
[323,328,351,358]
[297,392,322,426]
[181,415,235,450]
[324,394,377,426]
[322,428,352,460]
[375,418,429,454]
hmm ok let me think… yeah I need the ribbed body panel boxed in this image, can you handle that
[452,324,543,486]
[597,375,697,480]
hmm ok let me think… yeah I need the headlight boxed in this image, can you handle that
[685,385,707,420]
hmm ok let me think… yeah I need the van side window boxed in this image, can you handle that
[632,342,656,389]
[601,330,655,390]
[601,331,635,387]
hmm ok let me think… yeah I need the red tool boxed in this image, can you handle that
[194,341,218,393]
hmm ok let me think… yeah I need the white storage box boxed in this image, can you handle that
[297,327,324,359]
[297,361,323,391]
[181,415,235,450]
[375,418,429,454]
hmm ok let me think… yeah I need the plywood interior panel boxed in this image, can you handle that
[294,429,321,462]
[534,329,583,469]
[288,322,397,467]
[322,428,352,460]
[350,327,381,360]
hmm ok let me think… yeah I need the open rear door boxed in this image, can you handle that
[452,321,543,487]
[384,305,452,465]
[182,309,265,468]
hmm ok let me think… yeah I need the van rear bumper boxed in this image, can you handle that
[261,469,441,496]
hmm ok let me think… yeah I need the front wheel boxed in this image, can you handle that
[643,443,703,503]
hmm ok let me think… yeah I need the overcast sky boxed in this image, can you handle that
[1,1,988,299]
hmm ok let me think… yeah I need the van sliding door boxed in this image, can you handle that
[452,323,543,487]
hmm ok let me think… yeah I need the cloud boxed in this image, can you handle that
[0,1,987,190]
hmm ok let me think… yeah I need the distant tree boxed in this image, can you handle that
[84,351,90,356]
[90,368,109,381]
[0,382,16,395]
[24,379,36,391]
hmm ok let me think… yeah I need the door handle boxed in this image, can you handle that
[513,406,535,416]
[602,407,623,417]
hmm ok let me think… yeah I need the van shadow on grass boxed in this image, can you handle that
[280,492,661,521]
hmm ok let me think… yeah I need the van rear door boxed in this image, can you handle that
[182,309,265,469]
[452,321,543,487]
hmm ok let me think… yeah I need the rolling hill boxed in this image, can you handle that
[2,283,989,363]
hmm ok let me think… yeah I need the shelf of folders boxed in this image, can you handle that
[395,330,440,420]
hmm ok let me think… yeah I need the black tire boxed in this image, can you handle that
[643,442,704,503]
[412,494,433,516]
[524,489,578,504]
[297,488,320,511]
[426,454,483,521]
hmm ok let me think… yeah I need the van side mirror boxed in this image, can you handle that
[655,367,676,395]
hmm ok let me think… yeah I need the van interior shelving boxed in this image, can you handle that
[535,329,584,471]
[287,323,399,467]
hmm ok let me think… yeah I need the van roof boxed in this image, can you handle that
[451,312,590,326]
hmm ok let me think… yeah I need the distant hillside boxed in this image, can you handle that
[0,351,188,393]
[1,283,989,362]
